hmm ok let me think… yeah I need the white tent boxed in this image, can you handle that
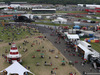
[52,17,67,24]
[64,32,79,40]
[78,44,93,60]
[74,21,80,25]
[1,61,35,75]
[67,34,79,40]
[10,4,20,8]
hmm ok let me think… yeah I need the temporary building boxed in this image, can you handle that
[63,26,69,29]
[87,20,92,23]
[9,4,20,8]
[52,17,67,24]
[67,34,79,40]
[96,17,100,19]
[78,33,84,37]
[73,25,80,29]
[64,32,80,41]
[78,41,91,50]
[68,29,79,34]
[78,43,93,60]
[74,21,80,25]
[82,27,87,30]
[1,61,35,75]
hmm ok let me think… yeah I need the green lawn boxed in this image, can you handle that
[32,22,74,28]
[39,19,51,21]
[0,25,39,42]
[94,14,100,17]
[89,42,100,52]
[80,37,85,41]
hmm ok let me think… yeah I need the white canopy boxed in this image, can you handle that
[10,4,20,8]
[67,34,79,40]
[78,44,93,59]
[64,32,79,40]
[1,61,35,75]
[52,17,67,24]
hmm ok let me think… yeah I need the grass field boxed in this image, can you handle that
[94,14,100,17]
[33,22,67,26]
[32,22,74,28]
[0,27,81,75]
[56,11,87,13]
[0,25,39,43]
[89,42,100,52]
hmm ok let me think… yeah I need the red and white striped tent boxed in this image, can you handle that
[7,43,21,63]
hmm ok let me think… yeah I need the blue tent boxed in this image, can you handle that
[73,25,80,29]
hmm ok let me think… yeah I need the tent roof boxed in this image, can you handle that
[73,25,80,28]
[57,17,67,21]
[67,34,79,39]
[1,61,34,75]
[64,32,79,39]
[78,44,92,53]
[32,9,56,10]
[53,17,67,22]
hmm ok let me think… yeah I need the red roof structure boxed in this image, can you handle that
[7,43,21,63]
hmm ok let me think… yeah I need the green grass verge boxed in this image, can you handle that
[0,26,38,42]
[94,14,100,17]
[56,11,87,13]
[89,42,100,52]
[32,22,74,28]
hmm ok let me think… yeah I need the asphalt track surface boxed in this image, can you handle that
[25,24,100,75]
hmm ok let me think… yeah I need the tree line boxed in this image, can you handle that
[1,0,100,5]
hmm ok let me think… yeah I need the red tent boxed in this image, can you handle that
[82,27,87,30]
[63,26,69,29]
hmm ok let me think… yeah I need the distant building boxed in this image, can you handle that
[32,8,56,14]
[78,4,100,8]
[11,2,27,4]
